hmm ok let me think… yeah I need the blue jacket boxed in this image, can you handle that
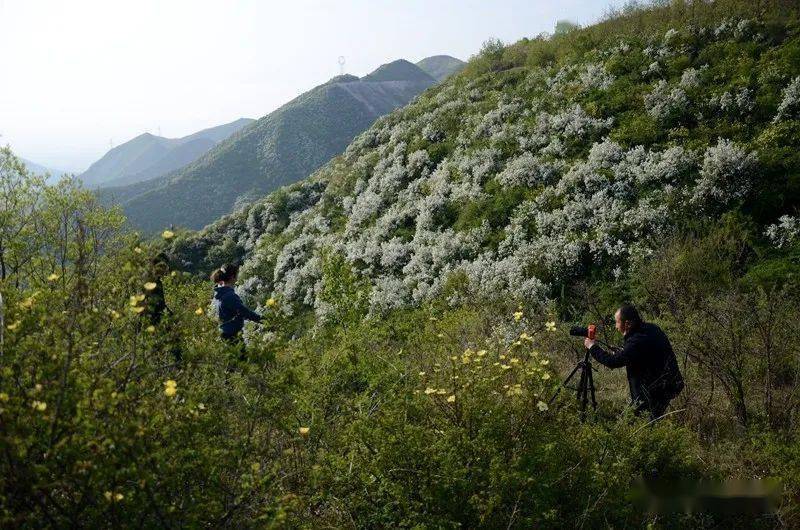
[212,285,262,338]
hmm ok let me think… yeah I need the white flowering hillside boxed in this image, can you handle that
[172,5,800,330]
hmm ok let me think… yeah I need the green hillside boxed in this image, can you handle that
[4,1,800,527]
[102,60,439,233]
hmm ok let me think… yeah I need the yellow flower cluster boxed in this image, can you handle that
[31,400,47,412]
[104,491,124,502]
[419,330,557,415]
[129,293,146,315]
[144,282,157,291]
[161,230,175,240]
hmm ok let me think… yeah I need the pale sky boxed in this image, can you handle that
[0,0,621,172]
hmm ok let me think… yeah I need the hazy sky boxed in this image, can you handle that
[0,0,621,171]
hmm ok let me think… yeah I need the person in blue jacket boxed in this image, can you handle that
[210,263,262,352]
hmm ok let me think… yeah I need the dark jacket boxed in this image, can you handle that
[212,285,262,338]
[589,322,684,406]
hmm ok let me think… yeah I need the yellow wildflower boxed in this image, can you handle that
[31,400,47,412]
[134,247,142,254]
[537,400,549,412]
[418,371,426,377]
[251,462,261,472]
[19,296,35,309]
[501,364,511,370]
[163,380,177,397]
[436,389,447,395]
[424,387,437,395]
[47,273,60,281]
[266,297,276,307]
[476,349,487,357]
[540,359,549,366]
[6,320,21,331]
[146,325,156,333]
[447,395,456,403]
[541,373,551,381]
[144,282,157,291]
[131,306,145,314]
[298,426,310,437]
[513,311,523,322]
[0,393,8,402]
[195,307,204,316]
[545,321,557,332]
[161,230,175,240]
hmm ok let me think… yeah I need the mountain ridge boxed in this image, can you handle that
[80,118,254,188]
[104,58,453,232]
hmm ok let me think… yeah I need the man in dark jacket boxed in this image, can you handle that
[584,304,684,420]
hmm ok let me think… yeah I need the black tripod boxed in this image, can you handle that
[548,347,597,421]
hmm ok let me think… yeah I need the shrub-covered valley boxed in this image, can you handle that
[3,1,800,527]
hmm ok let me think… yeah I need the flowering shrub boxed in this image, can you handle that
[691,139,758,209]
[644,80,690,123]
[774,76,800,122]
[766,215,800,248]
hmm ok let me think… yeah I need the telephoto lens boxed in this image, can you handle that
[569,325,596,339]
[569,326,589,337]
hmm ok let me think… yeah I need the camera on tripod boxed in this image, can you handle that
[548,324,599,420]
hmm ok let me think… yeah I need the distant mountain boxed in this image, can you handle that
[21,158,70,183]
[81,118,254,188]
[103,59,440,233]
[416,55,465,82]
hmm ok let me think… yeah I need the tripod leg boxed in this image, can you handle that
[577,363,588,421]
[587,362,597,413]
[548,362,582,405]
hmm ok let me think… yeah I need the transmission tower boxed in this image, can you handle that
[338,56,346,75]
